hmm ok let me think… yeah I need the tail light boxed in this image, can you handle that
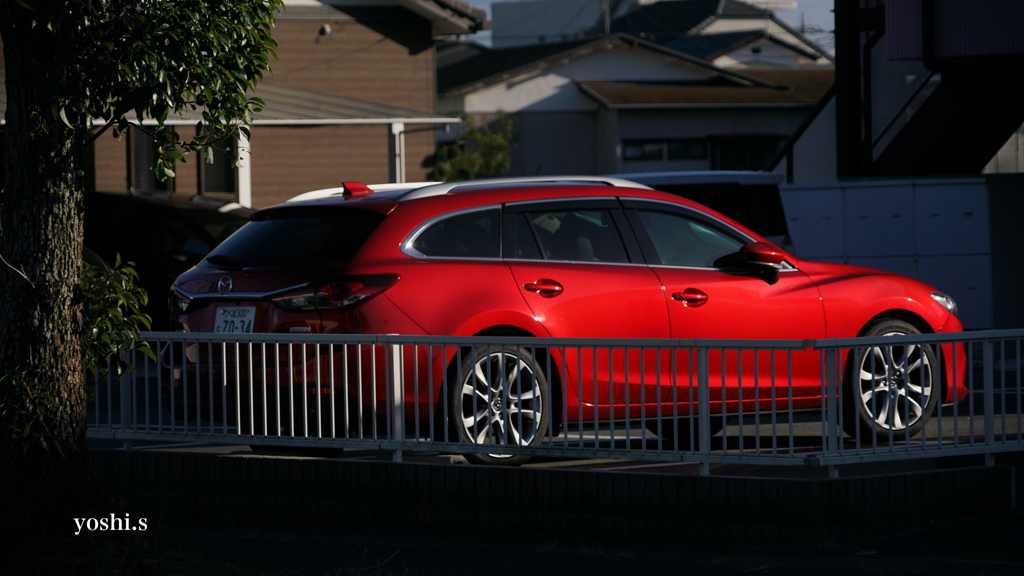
[272,275,398,311]
[169,289,192,314]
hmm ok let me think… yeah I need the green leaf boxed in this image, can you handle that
[59,107,73,129]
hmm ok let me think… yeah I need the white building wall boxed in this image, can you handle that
[780,95,837,181]
[464,72,597,113]
[596,107,621,173]
[710,38,810,68]
[701,18,797,45]
[984,122,1024,173]
[781,177,996,329]
[509,111,600,175]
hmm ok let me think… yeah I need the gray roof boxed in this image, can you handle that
[245,82,459,125]
[278,0,488,34]
[0,72,457,127]
[609,0,833,62]
[437,33,774,97]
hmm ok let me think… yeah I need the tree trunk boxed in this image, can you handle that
[1,11,94,537]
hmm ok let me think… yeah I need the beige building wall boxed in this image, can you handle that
[66,11,439,204]
[89,129,128,192]
[249,125,435,208]
[269,14,436,113]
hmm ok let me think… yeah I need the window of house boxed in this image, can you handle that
[623,140,665,161]
[202,138,236,194]
[710,135,787,170]
[129,127,174,193]
[667,139,708,160]
[623,138,708,161]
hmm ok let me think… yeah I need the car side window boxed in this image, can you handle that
[518,208,630,263]
[509,212,544,260]
[634,208,745,268]
[411,208,500,258]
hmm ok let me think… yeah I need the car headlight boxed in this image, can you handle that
[930,292,958,317]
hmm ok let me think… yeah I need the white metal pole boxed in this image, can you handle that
[389,122,406,183]
[236,128,252,207]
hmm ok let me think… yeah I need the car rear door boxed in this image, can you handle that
[503,199,671,416]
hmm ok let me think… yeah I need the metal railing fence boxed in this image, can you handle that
[86,329,1024,475]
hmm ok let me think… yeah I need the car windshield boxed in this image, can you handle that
[205,210,385,268]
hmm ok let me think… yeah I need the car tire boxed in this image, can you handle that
[647,416,724,451]
[844,318,939,441]
[450,345,550,466]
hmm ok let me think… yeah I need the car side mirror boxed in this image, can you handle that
[741,241,788,270]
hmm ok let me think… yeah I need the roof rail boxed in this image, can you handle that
[398,175,653,201]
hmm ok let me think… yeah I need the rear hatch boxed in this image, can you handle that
[170,203,390,335]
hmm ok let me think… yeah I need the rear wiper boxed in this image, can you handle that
[206,255,243,271]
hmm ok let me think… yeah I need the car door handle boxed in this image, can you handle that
[524,279,564,297]
[672,288,708,307]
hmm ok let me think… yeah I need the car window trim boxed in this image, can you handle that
[505,257,651,269]
[503,197,620,211]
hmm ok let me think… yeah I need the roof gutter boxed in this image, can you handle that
[118,117,462,127]
[576,82,815,110]
[395,0,488,35]
[602,102,819,110]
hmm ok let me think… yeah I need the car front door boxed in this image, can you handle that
[622,199,826,413]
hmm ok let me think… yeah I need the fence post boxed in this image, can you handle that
[824,348,840,457]
[983,338,995,447]
[390,342,404,463]
[119,346,134,443]
[697,345,711,476]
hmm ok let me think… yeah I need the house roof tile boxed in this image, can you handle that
[437,33,770,97]
[608,0,831,61]
[577,67,834,108]
[0,71,456,126]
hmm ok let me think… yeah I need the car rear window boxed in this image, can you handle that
[206,210,385,268]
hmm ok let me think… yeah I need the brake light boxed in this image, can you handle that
[272,275,398,311]
[169,289,192,314]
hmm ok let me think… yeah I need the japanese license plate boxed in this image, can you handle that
[214,306,256,334]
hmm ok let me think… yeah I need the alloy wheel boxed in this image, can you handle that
[458,349,543,452]
[856,332,934,433]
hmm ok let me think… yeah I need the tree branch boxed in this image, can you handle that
[82,116,118,148]
[0,253,35,288]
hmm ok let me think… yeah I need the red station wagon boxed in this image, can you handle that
[169,177,966,464]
